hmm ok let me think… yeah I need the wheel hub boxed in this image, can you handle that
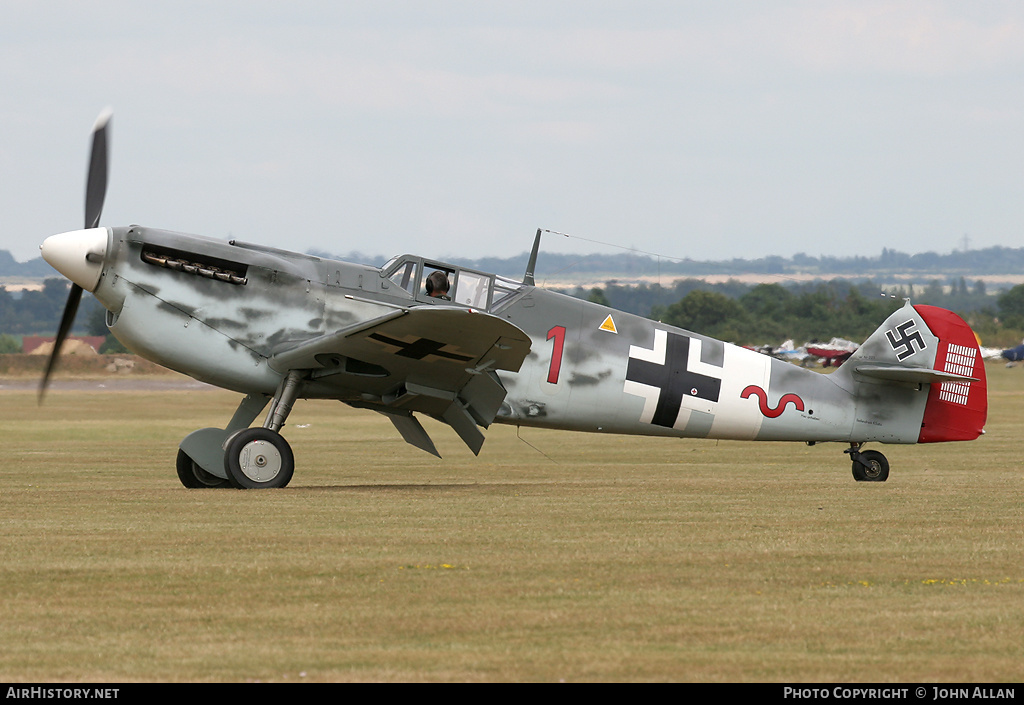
[237,440,282,482]
[862,459,882,479]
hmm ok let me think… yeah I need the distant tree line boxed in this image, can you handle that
[448,245,1024,280]
[575,278,1024,348]
[0,280,99,336]
[0,250,55,277]
[0,281,119,352]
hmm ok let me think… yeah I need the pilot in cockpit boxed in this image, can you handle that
[425,270,451,300]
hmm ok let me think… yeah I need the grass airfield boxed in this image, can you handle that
[2,363,1023,682]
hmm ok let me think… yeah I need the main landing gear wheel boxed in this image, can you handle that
[176,449,230,489]
[224,427,294,489]
[851,449,889,482]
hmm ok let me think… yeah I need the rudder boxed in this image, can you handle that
[914,305,987,443]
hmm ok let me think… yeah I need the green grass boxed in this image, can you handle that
[2,364,1023,682]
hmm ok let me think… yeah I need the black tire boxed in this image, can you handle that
[851,449,889,482]
[176,449,231,488]
[223,428,294,489]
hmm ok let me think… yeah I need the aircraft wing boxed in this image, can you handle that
[268,306,532,456]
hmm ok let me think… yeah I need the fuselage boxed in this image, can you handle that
[43,224,961,447]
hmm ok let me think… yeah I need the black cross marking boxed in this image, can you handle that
[626,331,722,428]
[369,333,473,362]
[885,320,926,361]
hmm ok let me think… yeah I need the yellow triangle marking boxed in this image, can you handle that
[599,314,617,334]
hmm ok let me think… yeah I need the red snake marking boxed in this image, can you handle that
[740,385,805,418]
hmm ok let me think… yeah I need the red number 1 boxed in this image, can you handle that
[546,326,566,384]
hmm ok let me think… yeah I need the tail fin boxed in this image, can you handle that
[913,305,987,442]
[833,302,987,444]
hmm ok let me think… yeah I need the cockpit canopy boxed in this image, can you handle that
[381,255,522,311]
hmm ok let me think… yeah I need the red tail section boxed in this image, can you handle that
[915,305,988,443]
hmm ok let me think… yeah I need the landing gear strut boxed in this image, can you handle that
[845,443,890,482]
[222,371,305,489]
[177,371,306,489]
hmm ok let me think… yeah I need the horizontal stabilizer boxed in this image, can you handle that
[854,365,978,385]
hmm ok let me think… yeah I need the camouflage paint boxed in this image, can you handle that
[79,225,984,463]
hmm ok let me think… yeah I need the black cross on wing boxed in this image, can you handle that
[369,333,473,362]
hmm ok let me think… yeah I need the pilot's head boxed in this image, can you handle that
[426,270,450,298]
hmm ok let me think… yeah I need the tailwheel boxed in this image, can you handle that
[224,428,294,489]
[850,449,889,482]
[176,449,230,489]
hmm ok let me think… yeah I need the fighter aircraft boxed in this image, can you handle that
[38,111,988,488]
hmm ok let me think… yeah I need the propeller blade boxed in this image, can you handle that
[84,109,112,230]
[40,109,112,402]
[38,283,83,402]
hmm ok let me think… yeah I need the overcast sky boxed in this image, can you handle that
[3,1,1024,267]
